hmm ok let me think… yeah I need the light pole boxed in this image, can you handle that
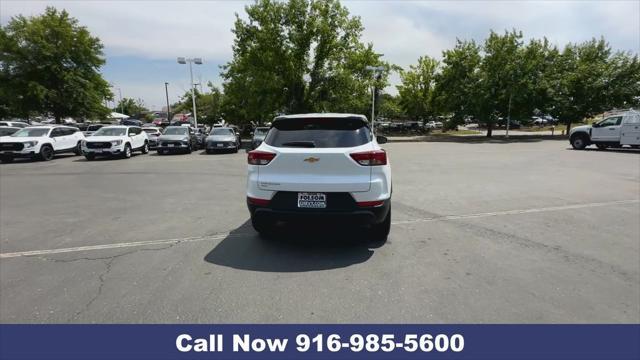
[365,65,385,135]
[117,88,123,114]
[177,57,203,128]
[506,93,513,138]
[164,82,171,122]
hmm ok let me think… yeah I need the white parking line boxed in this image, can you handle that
[0,233,235,259]
[391,199,639,225]
[1,199,637,259]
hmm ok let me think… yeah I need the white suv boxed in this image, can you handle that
[246,113,392,240]
[0,125,84,163]
[81,125,149,160]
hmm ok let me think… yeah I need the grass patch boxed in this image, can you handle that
[432,129,483,136]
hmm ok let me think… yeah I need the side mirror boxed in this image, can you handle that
[376,135,388,144]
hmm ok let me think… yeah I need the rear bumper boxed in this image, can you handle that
[248,197,390,225]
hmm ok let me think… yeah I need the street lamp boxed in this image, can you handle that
[164,82,171,123]
[365,65,385,135]
[177,57,203,128]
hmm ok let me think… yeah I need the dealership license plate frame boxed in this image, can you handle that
[297,192,327,209]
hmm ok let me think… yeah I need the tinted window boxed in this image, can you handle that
[93,127,127,136]
[211,128,234,136]
[163,127,188,135]
[264,117,371,148]
[598,117,622,127]
[12,128,50,137]
[87,124,103,131]
[0,128,18,136]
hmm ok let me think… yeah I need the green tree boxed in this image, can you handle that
[222,0,389,124]
[114,97,148,117]
[377,93,404,119]
[397,56,438,121]
[546,38,639,132]
[196,84,224,125]
[0,7,112,122]
[432,40,482,129]
[172,84,224,125]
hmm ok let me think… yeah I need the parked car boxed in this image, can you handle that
[0,125,84,163]
[81,126,149,160]
[250,127,270,150]
[570,110,640,150]
[497,118,522,129]
[141,127,163,149]
[156,126,198,154]
[246,113,392,241]
[205,127,240,153]
[228,125,242,146]
[83,124,105,137]
[193,127,208,148]
[532,117,548,126]
[121,119,144,127]
[0,121,29,128]
[0,127,21,137]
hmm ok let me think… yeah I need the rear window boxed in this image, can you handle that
[264,117,371,148]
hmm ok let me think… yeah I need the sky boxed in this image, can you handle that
[1,0,639,110]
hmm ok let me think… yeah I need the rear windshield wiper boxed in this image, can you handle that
[281,141,316,148]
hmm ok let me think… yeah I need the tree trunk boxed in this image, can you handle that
[486,122,493,137]
[565,120,571,134]
[55,114,61,124]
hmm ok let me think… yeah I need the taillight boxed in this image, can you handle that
[357,200,385,207]
[248,150,276,165]
[350,150,387,166]
[247,196,270,206]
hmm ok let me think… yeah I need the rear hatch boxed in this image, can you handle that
[257,116,373,192]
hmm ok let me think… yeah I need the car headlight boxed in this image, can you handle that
[23,141,38,148]
[111,140,123,146]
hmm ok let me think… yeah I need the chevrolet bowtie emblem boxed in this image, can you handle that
[303,157,320,163]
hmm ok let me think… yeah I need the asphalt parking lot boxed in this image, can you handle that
[0,140,638,323]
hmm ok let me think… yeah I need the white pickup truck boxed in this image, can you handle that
[570,110,640,150]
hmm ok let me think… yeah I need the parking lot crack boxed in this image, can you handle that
[33,244,178,322]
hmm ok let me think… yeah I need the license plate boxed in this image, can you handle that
[168,144,174,147]
[217,143,223,147]
[94,149,103,153]
[297,192,326,208]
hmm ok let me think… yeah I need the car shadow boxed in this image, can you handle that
[576,147,640,154]
[72,153,145,162]
[204,220,382,272]
[0,154,77,165]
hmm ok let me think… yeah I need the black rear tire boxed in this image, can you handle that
[370,207,391,243]
[85,153,95,161]
[141,142,149,154]
[74,142,82,155]
[251,216,274,238]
